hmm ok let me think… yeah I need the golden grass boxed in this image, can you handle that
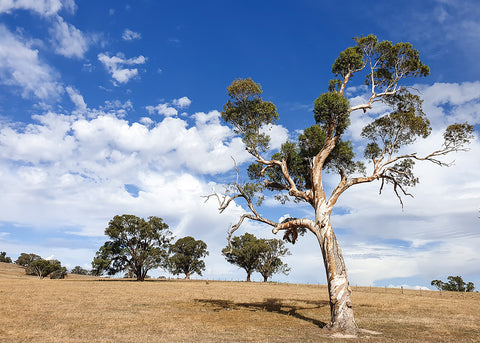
[0,262,479,342]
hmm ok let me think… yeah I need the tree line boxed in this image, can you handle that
[91,214,289,282]
[2,214,476,290]
[0,214,290,282]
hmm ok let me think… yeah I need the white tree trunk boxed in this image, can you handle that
[316,220,357,332]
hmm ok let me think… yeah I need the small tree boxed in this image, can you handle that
[26,258,65,279]
[0,251,12,263]
[70,266,89,275]
[15,253,41,266]
[431,276,475,292]
[222,233,268,282]
[168,236,209,279]
[92,214,173,281]
[256,238,291,282]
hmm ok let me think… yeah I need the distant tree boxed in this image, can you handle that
[256,239,291,282]
[15,253,41,266]
[70,266,89,275]
[26,259,65,279]
[168,236,209,279]
[431,276,475,292]
[92,215,173,281]
[0,251,12,263]
[222,233,268,282]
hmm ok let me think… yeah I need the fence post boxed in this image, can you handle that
[401,286,404,294]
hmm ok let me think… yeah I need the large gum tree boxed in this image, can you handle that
[208,35,474,332]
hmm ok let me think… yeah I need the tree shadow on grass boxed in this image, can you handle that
[195,298,328,328]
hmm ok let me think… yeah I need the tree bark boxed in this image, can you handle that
[316,219,357,333]
[263,275,268,282]
[185,272,191,280]
[246,271,251,282]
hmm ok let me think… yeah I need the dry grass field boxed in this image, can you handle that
[0,262,479,342]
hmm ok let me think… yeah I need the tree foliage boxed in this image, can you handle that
[15,253,41,266]
[431,276,475,292]
[221,77,278,153]
[49,263,68,279]
[256,238,291,282]
[168,236,209,279]
[0,251,12,263]
[222,233,268,282]
[92,215,173,281]
[26,258,66,279]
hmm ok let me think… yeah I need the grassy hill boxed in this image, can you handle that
[0,262,99,280]
[0,262,33,279]
[0,262,479,342]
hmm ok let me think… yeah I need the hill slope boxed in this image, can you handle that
[0,262,99,280]
[0,262,33,279]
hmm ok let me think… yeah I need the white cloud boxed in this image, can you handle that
[260,124,289,150]
[146,103,177,117]
[98,52,146,84]
[66,86,87,113]
[0,106,252,242]
[0,0,63,16]
[145,97,192,117]
[172,96,192,109]
[50,15,89,58]
[122,29,141,41]
[0,25,63,100]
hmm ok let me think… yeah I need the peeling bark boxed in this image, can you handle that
[316,220,357,333]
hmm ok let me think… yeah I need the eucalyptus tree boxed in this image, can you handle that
[208,35,474,332]
[222,233,268,282]
[92,215,173,281]
[168,236,209,279]
[26,258,65,279]
[431,276,475,292]
[256,238,291,282]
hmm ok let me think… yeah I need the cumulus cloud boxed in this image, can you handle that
[172,96,192,109]
[122,29,141,41]
[0,105,252,242]
[98,52,146,84]
[0,25,63,100]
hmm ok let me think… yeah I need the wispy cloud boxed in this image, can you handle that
[0,0,63,16]
[122,29,141,41]
[50,16,89,58]
[0,25,63,100]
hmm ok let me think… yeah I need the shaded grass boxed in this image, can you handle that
[0,264,479,342]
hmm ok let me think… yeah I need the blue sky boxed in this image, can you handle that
[0,0,479,289]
